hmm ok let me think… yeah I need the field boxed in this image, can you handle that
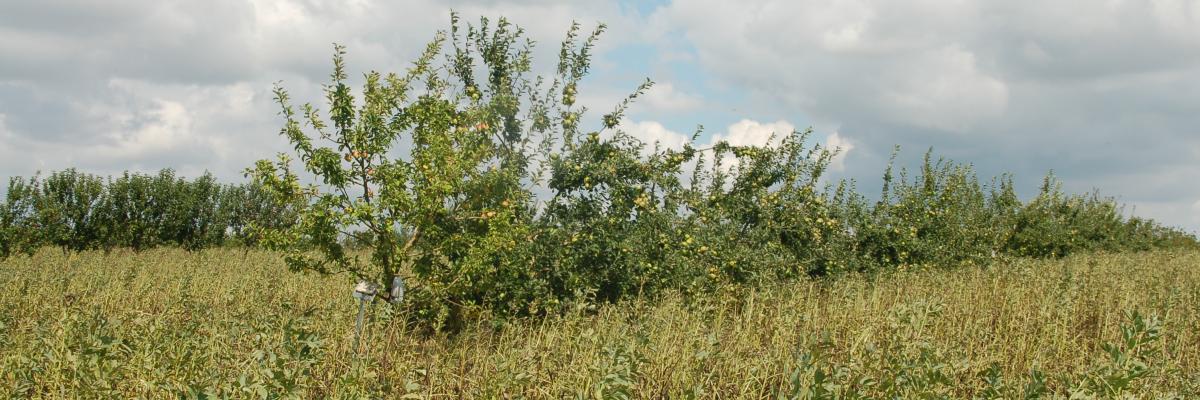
[2,249,1198,398]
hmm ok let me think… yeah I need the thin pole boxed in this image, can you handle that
[353,297,367,355]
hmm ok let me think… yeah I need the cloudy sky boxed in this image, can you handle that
[2,0,1198,232]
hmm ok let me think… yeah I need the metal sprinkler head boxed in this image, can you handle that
[353,281,378,302]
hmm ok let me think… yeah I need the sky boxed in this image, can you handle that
[1,0,1199,233]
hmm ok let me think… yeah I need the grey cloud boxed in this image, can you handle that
[973,2,1200,81]
[0,0,637,184]
[0,0,259,85]
[655,0,1200,231]
[0,82,99,141]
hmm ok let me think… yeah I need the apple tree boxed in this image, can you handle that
[247,15,629,326]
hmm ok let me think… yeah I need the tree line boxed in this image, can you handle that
[0,168,300,257]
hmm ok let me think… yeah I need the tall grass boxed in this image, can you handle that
[2,248,1198,398]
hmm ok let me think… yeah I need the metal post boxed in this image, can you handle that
[353,297,367,354]
[352,280,377,356]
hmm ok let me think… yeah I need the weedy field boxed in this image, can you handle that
[1,248,1198,398]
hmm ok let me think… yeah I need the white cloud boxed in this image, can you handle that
[624,118,804,152]
[640,82,704,113]
[715,120,855,173]
[618,119,690,154]
[713,119,796,147]
[824,131,854,171]
[621,118,857,179]
[99,99,195,159]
